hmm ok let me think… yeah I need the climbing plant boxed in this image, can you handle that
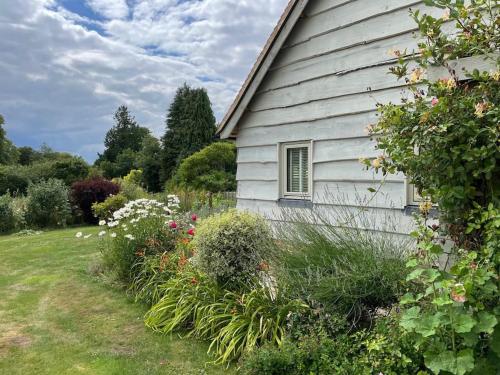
[363,1,499,374]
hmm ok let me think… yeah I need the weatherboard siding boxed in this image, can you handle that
[234,0,434,233]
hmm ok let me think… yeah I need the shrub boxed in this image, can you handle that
[146,269,307,364]
[0,166,30,195]
[71,177,120,224]
[362,2,500,374]
[25,179,71,228]
[0,193,15,233]
[171,141,236,193]
[91,193,128,220]
[194,209,273,288]
[275,206,410,323]
[241,318,424,375]
[10,196,27,230]
[49,157,90,185]
[112,176,147,201]
[98,197,189,282]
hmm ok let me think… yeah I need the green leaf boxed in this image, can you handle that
[432,294,452,306]
[400,306,421,331]
[474,311,497,334]
[453,314,476,334]
[406,268,424,281]
[406,258,418,268]
[425,349,475,375]
[400,293,416,305]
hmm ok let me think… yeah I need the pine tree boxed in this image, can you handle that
[161,84,216,181]
[97,106,149,165]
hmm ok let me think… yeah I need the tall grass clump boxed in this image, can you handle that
[275,194,412,323]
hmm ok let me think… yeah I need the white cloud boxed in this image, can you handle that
[0,0,287,161]
[86,0,129,19]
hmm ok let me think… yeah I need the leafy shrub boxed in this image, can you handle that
[112,176,147,201]
[0,193,15,233]
[171,141,236,193]
[0,166,30,195]
[276,208,410,323]
[194,209,273,288]
[123,169,143,186]
[48,157,89,185]
[362,2,500,374]
[25,179,71,228]
[10,196,27,230]
[91,193,128,220]
[241,318,424,375]
[99,197,189,282]
[71,177,120,224]
[146,269,307,364]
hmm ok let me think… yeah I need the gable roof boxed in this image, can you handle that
[217,0,309,139]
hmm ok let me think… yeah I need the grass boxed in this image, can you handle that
[0,226,231,375]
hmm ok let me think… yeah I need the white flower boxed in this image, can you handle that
[108,221,119,228]
[84,234,92,239]
[111,232,117,238]
[75,232,83,238]
[98,231,106,237]
[98,220,106,226]
[124,234,135,241]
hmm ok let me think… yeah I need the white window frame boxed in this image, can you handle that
[405,180,424,206]
[279,141,313,200]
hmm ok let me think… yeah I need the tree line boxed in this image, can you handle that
[0,83,236,195]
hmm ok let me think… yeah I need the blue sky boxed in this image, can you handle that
[0,0,287,162]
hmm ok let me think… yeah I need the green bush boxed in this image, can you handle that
[0,166,30,195]
[194,209,273,288]
[276,208,410,322]
[146,269,307,364]
[25,179,71,228]
[91,193,128,220]
[112,177,147,201]
[171,141,236,193]
[10,196,27,230]
[241,318,425,375]
[0,193,15,233]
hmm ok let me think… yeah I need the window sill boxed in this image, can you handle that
[403,205,439,218]
[278,198,313,208]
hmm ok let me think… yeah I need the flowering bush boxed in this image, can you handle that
[71,177,120,224]
[98,197,197,283]
[25,179,71,228]
[193,209,274,288]
[363,2,499,374]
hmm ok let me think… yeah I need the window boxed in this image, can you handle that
[406,182,423,206]
[280,142,312,199]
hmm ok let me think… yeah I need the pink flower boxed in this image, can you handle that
[169,221,177,229]
[191,214,197,222]
[187,228,195,236]
[431,97,439,106]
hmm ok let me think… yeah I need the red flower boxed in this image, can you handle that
[190,277,198,285]
[191,214,197,221]
[169,221,177,229]
[431,97,439,106]
[187,228,195,236]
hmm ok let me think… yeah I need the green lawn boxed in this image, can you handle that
[0,227,229,374]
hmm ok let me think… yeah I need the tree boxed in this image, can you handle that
[137,134,162,192]
[172,141,236,193]
[96,106,149,167]
[0,115,19,165]
[161,84,216,181]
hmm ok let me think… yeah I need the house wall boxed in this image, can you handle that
[233,0,445,235]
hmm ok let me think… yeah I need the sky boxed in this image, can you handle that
[0,0,288,162]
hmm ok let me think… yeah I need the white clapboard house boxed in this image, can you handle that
[216,0,489,235]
